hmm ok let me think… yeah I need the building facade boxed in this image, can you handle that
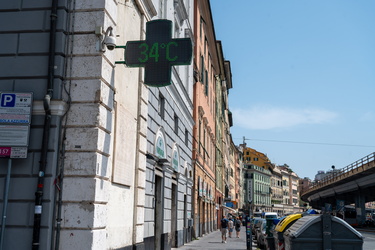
[143,1,194,249]
[192,0,218,238]
[271,166,284,215]
[232,140,243,212]
[0,0,156,249]
[243,147,272,213]
[215,42,234,223]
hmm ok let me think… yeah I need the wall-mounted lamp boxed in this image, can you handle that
[146,153,169,165]
[96,26,117,51]
[157,158,169,165]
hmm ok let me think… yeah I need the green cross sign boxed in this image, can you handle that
[124,19,192,87]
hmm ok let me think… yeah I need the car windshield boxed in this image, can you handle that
[255,219,265,228]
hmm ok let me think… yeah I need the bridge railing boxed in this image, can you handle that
[304,152,375,195]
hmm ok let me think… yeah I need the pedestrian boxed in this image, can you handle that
[220,215,229,243]
[228,216,234,238]
[235,217,242,238]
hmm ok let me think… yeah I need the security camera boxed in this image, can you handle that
[99,26,116,51]
[104,35,116,50]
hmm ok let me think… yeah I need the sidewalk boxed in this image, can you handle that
[172,226,258,250]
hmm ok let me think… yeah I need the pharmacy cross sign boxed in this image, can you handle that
[124,19,192,87]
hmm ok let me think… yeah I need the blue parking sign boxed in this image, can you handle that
[1,94,16,107]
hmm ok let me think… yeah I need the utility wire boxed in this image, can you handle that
[240,138,375,148]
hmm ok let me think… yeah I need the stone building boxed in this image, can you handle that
[0,0,155,249]
[143,1,194,249]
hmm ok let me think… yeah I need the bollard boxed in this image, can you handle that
[265,218,275,250]
[246,216,252,249]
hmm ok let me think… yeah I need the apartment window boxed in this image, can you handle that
[184,129,188,146]
[203,128,206,160]
[159,93,165,119]
[198,119,201,153]
[200,55,204,83]
[204,37,207,55]
[204,70,208,95]
[200,17,204,39]
[174,114,179,134]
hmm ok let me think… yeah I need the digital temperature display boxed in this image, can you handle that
[125,20,192,87]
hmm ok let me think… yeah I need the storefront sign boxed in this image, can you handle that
[155,129,166,159]
[172,144,179,172]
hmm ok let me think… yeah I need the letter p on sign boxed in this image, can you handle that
[1,94,16,107]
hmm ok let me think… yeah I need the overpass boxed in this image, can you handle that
[301,152,375,224]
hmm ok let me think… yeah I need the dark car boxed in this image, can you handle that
[252,218,265,235]
[255,220,267,249]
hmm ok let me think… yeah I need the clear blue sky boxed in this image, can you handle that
[211,0,375,180]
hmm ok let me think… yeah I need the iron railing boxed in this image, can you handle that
[303,152,375,196]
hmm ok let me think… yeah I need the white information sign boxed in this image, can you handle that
[0,92,33,123]
[0,125,29,146]
[0,92,33,159]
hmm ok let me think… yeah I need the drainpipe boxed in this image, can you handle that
[32,0,58,249]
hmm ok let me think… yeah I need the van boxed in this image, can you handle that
[253,211,262,218]
[263,212,278,219]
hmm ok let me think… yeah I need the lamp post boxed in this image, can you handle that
[244,169,253,249]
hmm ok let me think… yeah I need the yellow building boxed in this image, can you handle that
[243,147,272,170]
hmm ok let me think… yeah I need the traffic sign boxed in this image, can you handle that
[0,92,33,123]
[0,92,32,159]
[124,19,192,87]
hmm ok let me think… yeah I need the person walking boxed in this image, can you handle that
[235,217,242,238]
[220,215,229,243]
[228,217,234,238]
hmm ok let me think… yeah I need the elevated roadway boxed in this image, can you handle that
[301,152,375,223]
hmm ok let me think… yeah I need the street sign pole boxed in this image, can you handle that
[0,159,12,250]
[246,204,253,250]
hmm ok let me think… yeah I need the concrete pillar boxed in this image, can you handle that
[355,193,366,226]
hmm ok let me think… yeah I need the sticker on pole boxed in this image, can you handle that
[0,147,28,158]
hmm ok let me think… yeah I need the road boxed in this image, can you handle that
[359,231,375,250]
[172,227,375,250]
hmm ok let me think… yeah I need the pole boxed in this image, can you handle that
[0,159,12,250]
[246,205,253,249]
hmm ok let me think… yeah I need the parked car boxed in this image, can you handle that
[252,218,266,235]
[255,219,267,249]
[263,212,278,219]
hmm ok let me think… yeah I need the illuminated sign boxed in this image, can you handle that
[172,144,179,172]
[125,19,192,87]
[155,129,166,159]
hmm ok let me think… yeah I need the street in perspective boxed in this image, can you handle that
[171,225,375,250]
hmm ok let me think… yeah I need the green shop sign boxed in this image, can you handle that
[172,144,179,172]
